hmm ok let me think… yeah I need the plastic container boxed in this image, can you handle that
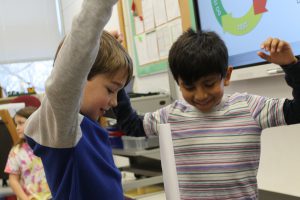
[122,136,159,150]
[107,127,125,149]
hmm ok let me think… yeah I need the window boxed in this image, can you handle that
[0,61,53,96]
[0,0,63,96]
[0,0,64,64]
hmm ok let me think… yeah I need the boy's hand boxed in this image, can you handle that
[257,37,298,66]
[109,30,124,43]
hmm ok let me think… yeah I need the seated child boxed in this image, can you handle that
[5,107,51,200]
[24,0,133,199]
[113,30,300,199]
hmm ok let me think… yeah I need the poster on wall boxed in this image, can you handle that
[195,0,300,68]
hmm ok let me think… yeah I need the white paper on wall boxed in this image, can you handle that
[164,0,181,20]
[153,0,167,26]
[134,16,145,34]
[169,18,183,43]
[142,0,155,31]
[156,25,172,59]
[145,31,160,63]
[134,34,149,65]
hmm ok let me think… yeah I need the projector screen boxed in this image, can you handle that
[193,0,300,68]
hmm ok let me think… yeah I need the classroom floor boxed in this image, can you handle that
[3,184,300,200]
[1,179,165,200]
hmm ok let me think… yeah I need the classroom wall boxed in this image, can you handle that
[60,0,300,197]
[60,0,172,94]
[60,0,120,34]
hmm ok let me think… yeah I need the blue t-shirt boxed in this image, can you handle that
[27,117,123,200]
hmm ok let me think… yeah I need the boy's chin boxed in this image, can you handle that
[194,103,215,113]
[197,107,213,113]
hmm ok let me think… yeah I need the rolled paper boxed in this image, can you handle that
[158,123,180,200]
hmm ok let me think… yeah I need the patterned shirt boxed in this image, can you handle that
[4,142,51,199]
[144,93,286,200]
[113,59,300,200]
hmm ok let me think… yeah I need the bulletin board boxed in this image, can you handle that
[122,0,197,77]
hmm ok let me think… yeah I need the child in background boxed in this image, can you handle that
[24,0,133,199]
[5,107,51,200]
[113,29,300,199]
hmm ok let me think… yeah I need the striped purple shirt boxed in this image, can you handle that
[144,92,286,200]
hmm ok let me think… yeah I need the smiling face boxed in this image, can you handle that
[179,67,232,112]
[80,70,127,121]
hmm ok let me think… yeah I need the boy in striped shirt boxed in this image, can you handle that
[114,29,300,199]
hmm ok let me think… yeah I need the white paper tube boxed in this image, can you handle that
[158,123,180,200]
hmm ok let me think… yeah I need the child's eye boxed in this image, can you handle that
[16,121,25,126]
[106,87,114,94]
[183,84,195,91]
[204,78,220,87]
[204,82,216,87]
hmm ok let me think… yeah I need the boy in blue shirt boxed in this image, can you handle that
[114,30,300,199]
[24,0,133,199]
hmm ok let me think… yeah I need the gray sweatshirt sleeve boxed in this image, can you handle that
[24,0,118,148]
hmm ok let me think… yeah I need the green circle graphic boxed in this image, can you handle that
[211,0,267,35]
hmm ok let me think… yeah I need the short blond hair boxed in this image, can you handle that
[54,31,133,85]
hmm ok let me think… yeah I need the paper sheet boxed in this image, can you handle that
[134,34,149,65]
[146,31,160,62]
[158,124,180,200]
[153,0,167,26]
[142,0,155,31]
[156,25,172,59]
[134,16,144,34]
[169,18,183,43]
[165,0,181,20]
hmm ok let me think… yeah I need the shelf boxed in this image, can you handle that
[120,167,161,177]
[113,147,163,195]
[112,148,160,160]
[122,175,163,192]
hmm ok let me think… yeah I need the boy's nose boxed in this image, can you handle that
[110,95,118,107]
[194,87,208,100]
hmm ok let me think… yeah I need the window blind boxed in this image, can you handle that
[0,0,64,64]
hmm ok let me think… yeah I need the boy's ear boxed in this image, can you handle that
[224,66,233,86]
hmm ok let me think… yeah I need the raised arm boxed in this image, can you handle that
[25,0,118,148]
[258,37,300,124]
[257,37,298,65]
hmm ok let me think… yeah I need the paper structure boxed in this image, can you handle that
[158,124,180,200]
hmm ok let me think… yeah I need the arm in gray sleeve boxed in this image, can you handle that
[25,0,118,148]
